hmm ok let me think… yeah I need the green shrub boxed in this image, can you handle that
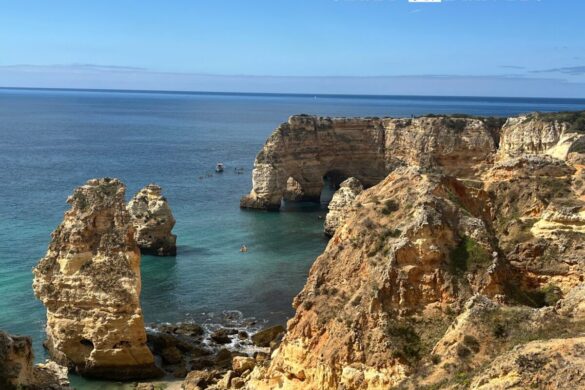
[463,335,480,353]
[534,110,585,134]
[431,354,441,365]
[381,199,399,215]
[456,344,472,359]
[387,323,422,364]
[449,237,491,274]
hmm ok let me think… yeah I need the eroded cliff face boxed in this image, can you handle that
[32,178,162,380]
[498,113,585,161]
[128,184,177,256]
[240,116,388,210]
[241,115,502,210]
[249,168,510,389]
[241,113,585,211]
[0,331,70,389]
[484,156,585,294]
[240,111,585,390]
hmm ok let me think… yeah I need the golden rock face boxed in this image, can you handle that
[127,183,177,256]
[33,178,162,380]
[243,113,585,390]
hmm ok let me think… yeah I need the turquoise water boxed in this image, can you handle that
[1,89,584,388]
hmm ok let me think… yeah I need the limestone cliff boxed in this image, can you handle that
[241,115,501,210]
[0,331,70,389]
[249,167,509,389]
[128,184,177,256]
[33,178,162,380]
[240,116,388,210]
[498,112,585,161]
[324,177,363,236]
[239,111,585,390]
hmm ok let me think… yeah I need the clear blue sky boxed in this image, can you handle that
[1,0,584,97]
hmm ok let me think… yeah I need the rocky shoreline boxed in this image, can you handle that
[2,110,585,389]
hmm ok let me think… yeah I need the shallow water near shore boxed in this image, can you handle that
[0,88,584,389]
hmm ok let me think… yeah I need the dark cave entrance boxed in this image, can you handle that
[320,170,349,208]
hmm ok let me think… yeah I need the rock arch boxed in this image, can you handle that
[240,115,388,210]
[241,114,504,210]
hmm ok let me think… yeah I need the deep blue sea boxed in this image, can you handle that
[1,88,584,388]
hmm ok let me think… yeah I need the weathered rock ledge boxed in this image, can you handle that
[324,177,363,236]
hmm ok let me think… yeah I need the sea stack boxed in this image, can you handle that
[32,178,162,380]
[127,184,177,256]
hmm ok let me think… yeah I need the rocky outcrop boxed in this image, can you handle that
[240,116,388,210]
[0,331,70,389]
[127,184,177,256]
[32,178,162,380]
[484,155,585,293]
[243,111,585,389]
[324,177,363,236]
[241,115,500,210]
[249,167,509,389]
[498,113,585,161]
[470,336,585,389]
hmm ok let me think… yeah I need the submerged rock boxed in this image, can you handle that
[0,331,70,389]
[128,184,177,256]
[32,178,162,380]
[324,177,363,236]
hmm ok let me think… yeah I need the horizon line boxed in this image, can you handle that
[2,86,585,103]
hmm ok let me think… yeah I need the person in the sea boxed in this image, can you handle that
[240,244,248,253]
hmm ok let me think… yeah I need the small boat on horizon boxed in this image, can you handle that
[216,162,225,173]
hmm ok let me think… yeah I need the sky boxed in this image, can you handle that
[0,0,584,97]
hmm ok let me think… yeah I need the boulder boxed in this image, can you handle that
[251,325,285,348]
[232,356,255,374]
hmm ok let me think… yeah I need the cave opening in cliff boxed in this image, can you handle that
[80,338,94,349]
[320,170,348,207]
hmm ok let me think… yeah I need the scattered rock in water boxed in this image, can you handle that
[183,369,218,389]
[211,328,237,345]
[237,331,248,340]
[128,183,177,256]
[160,346,183,365]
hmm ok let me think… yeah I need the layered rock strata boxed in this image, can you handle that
[32,178,161,380]
[323,177,363,236]
[241,114,502,210]
[0,331,70,389]
[242,113,585,211]
[128,184,177,256]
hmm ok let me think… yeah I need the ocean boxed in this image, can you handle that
[1,88,584,388]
